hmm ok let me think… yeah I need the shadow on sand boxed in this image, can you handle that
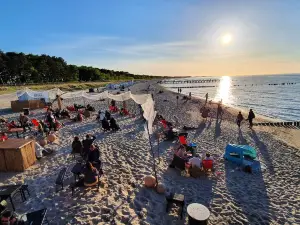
[225,160,272,224]
[249,130,275,175]
[237,129,249,145]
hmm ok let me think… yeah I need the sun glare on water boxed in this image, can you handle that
[214,76,232,104]
[221,33,232,45]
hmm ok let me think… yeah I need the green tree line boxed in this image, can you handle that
[0,50,158,84]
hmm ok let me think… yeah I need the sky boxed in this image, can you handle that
[1,0,300,76]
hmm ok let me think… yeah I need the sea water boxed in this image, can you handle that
[161,74,300,121]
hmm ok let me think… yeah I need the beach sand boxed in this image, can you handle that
[0,80,299,224]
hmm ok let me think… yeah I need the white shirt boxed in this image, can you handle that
[189,157,201,168]
[99,112,105,121]
[35,142,44,158]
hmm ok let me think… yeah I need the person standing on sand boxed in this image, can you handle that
[205,93,208,104]
[217,102,223,120]
[236,111,244,128]
[247,109,255,128]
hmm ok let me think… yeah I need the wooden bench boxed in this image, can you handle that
[55,167,67,192]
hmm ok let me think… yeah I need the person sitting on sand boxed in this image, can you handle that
[38,120,50,136]
[86,104,95,111]
[82,134,96,157]
[236,111,244,128]
[7,120,18,129]
[87,144,100,163]
[102,117,110,131]
[98,110,105,121]
[83,162,99,187]
[19,113,31,132]
[1,210,25,225]
[46,111,56,131]
[72,136,83,157]
[83,108,91,118]
[120,108,129,116]
[105,110,111,120]
[203,153,214,163]
[72,112,83,122]
[110,117,120,131]
[74,103,84,111]
[175,145,187,158]
[189,154,201,168]
[61,109,71,118]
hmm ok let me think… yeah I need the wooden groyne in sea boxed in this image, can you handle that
[254,121,300,129]
[159,79,219,84]
[162,82,297,89]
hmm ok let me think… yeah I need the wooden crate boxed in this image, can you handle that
[11,100,46,112]
[0,139,36,172]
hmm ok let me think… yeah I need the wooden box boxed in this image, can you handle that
[11,100,46,112]
[0,139,36,172]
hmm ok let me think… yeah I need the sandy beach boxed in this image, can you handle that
[0,80,299,225]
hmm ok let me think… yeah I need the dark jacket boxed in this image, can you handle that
[105,111,111,120]
[237,113,244,121]
[72,140,83,154]
[88,148,100,162]
[82,136,96,152]
[248,111,255,120]
[110,118,119,130]
[102,118,110,130]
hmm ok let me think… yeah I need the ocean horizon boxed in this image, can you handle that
[161,74,300,121]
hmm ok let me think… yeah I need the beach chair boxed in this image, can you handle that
[55,167,67,192]
[202,160,213,173]
[179,135,187,145]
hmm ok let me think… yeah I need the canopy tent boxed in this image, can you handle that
[15,87,157,133]
[60,90,156,133]
[106,81,134,90]
[16,88,63,103]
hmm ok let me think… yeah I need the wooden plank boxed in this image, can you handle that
[0,139,33,150]
[21,141,36,169]
[0,150,7,171]
[4,148,24,171]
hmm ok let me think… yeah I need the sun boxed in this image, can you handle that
[221,33,232,45]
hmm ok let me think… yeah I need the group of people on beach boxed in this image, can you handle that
[97,110,120,131]
[236,109,256,129]
[72,134,102,187]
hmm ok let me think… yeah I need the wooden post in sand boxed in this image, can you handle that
[146,123,158,185]
[57,95,62,110]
